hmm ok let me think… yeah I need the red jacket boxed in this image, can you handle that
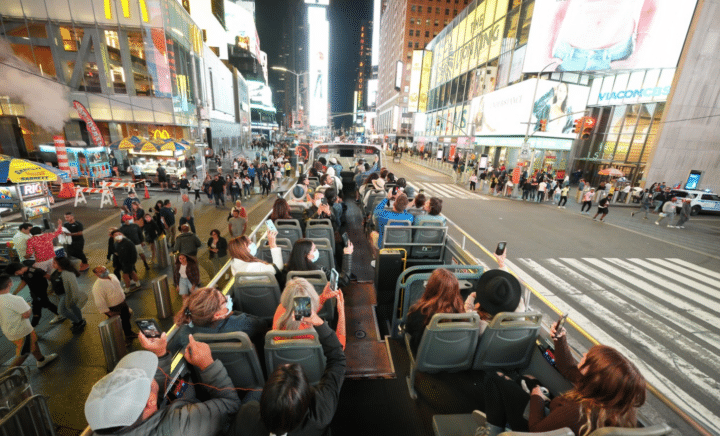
[26,228,62,262]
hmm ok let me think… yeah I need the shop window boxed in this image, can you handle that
[127,31,153,96]
[60,26,84,52]
[518,0,534,46]
[10,43,56,78]
[425,31,430,37]
[5,21,47,39]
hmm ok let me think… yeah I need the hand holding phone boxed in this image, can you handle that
[495,241,507,256]
[265,219,277,233]
[293,296,312,321]
[136,318,162,338]
[553,313,569,339]
[329,268,339,292]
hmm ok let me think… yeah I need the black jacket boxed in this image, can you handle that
[113,238,137,266]
[120,223,144,245]
[207,237,228,259]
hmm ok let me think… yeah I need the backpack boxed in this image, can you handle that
[50,270,65,296]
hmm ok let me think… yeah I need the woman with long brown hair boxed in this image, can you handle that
[403,268,468,355]
[228,231,283,276]
[270,198,292,222]
[476,321,646,436]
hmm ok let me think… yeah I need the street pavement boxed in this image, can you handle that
[0,147,296,434]
[388,158,720,435]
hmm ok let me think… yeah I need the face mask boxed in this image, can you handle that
[126,219,133,224]
[99,270,110,278]
[248,242,257,256]
[225,295,233,313]
[114,235,123,242]
[310,249,320,263]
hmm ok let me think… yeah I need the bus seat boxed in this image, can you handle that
[432,411,573,436]
[383,219,413,252]
[232,272,281,324]
[307,238,335,270]
[405,312,480,400]
[257,237,292,265]
[308,177,319,190]
[384,183,397,192]
[275,219,303,246]
[306,219,335,253]
[289,204,306,220]
[586,424,672,436]
[410,223,447,260]
[364,189,386,214]
[408,209,427,218]
[392,265,485,338]
[265,329,327,386]
[192,332,264,390]
[286,270,335,322]
[472,312,543,371]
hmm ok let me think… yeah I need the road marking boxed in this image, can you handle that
[409,182,490,200]
[626,258,720,301]
[666,258,720,280]
[647,258,720,289]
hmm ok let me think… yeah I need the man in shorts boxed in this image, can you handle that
[0,275,58,368]
[111,231,141,290]
[157,163,168,190]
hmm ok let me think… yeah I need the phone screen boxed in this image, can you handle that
[135,319,162,338]
[495,241,507,256]
[293,297,312,321]
[265,219,277,232]
[555,313,568,336]
[342,232,349,247]
[329,268,339,292]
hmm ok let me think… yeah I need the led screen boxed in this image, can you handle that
[469,79,590,138]
[308,5,329,128]
[523,0,699,73]
[248,81,275,111]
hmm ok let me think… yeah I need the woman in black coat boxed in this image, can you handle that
[142,213,163,263]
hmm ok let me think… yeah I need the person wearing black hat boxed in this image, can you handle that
[464,269,525,335]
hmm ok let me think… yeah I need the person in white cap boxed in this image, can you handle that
[84,333,240,435]
[328,157,343,174]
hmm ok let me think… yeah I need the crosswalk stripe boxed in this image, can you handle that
[508,258,720,434]
[601,258,720,311]
[410,182,490,200]
[666,258,720,280]
[519,258,720,405]
[442,183,487,200]
[626,258,720,301]
[423,183,458,198]
[557,258,720,352]
[415,182,456,199]
[647,258,720,289]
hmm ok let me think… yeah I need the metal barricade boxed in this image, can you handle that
[155,235,172,269]
[152,275,173,319]
[0,395,56,435]
[98,316,127,372]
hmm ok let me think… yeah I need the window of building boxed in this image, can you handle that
[10,43,56,78]
[436,7,441,13]
[453,9,457,16]
[435,20,439,26]
[411,5,416,11]
[518,0,535,46]
[104,30,127,94]
[428,6,432,12]
[445,8,450,15]
[444,20,449,25]
[59,26,84,52]
[410,18,415,24]
[425,31,430,37]
[426,19,431,25]
[409,29,414,36]
[434,31,438,36]
[408,41,413,48]
[127,31,153,96]
[415,42,420,48]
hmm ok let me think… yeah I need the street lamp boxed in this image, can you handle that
[271,66,308,132]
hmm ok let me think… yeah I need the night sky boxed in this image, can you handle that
[255,0,373,130]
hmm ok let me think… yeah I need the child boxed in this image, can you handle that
[0,275,58,368]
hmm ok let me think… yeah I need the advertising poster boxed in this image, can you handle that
[308,5,329,128]
[408,50,424,113]
[470,79,590,137]
[523,0,699,73]
[417,51,433,113]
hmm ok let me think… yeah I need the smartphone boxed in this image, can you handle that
[341,232,350,247]
[329,268,339,292]
[320,197,328,205]
[555,313,569,337]
[135,318,162,338]
[495,241,507,256]
[293,296,312,321]
[265,219,277,232]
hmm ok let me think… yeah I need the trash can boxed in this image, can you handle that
[152,275,173,319]
[98,316,128,372]
[155,235,171,269]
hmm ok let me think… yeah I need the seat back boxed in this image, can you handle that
[232,272,281,324]
[275,219,303,246]
[473,311,543,371]
[265,329,327,385]
[306,219,335,253]
[286,270,335,322]
[364,189,386,214]
[257,237,292,265]
[289,204,306,221]
[308,177,319,190]
[414,312,481,373]
[586,424,672,436]
[382,219,413,252]
[410,223,447,259]
[192,332,264,389]
[307,238,335,270]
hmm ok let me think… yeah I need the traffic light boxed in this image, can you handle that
[539,119,547,132]
[573,117,584,134]
[581,117,596,140]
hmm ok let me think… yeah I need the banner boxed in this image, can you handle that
[73,101,106,148]
[408,50,424,113]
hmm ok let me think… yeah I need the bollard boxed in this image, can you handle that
[98,316,127,372]
[155,235,172,269]
[152,275,173,319]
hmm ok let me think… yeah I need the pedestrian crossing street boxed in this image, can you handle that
[505,256,720,433]
[407,182,490,200]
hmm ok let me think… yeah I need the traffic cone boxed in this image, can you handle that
[111,193,119,208]
[144,183,150,199]
[58,182,75,199]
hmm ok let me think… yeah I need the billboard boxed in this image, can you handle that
[523,0,699,73]
[395,61,403,91]
[469,79,590,138]
[308,5,329,128]
[408,51,424,112]
[418,51,433,113]
[248,80,275,111]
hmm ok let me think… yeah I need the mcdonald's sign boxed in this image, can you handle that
[104,0,150,22]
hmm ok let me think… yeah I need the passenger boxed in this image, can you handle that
[373,168,388,190]
[167,287,265,354]
[324,188,343,229]
[142,214,162,264]
[360,173,380,203]
[50,257,87,333]
[304,192,337,225]
[270,198,292,222]
[173,224,203,257]
[173,253,200,301]
[91,266,136,339]
[477,321,646,436]
[228,232,283,277]
[281,238,353,287]
[407,193,427,216]
[84,335,240,435]
[403,268,471,355]
[325,166,343,192]
[227,304,346,436]
[272,277,346,348]
[329,156,343,173]
[414,197,446,226]
[371,191,413,249]
[288,185,312,209]
[207,229,229,277]
[463,269,525,335]
[396,177,414,198]
[111,230,141,290]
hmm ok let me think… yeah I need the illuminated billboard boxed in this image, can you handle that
[408,50,424,112]
[417,51,433,113]
[248,80,275,111]
[469,79,590,138]
[307,5,329,128]
[523,0,699,73]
